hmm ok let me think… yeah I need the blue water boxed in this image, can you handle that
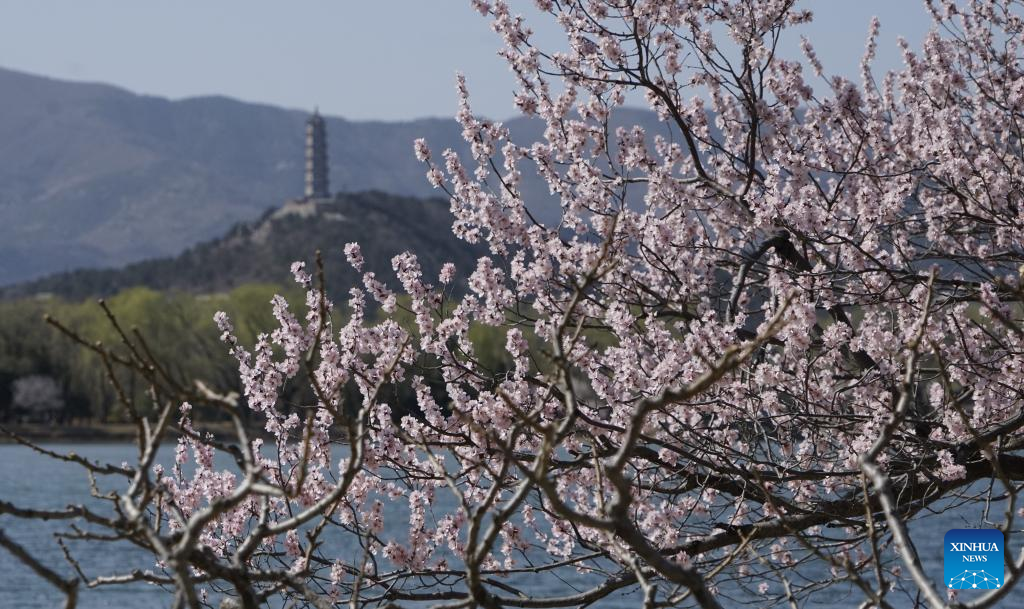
[0,444,1020,608]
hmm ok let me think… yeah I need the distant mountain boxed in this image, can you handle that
[0,66,668,285]
[1,191,485,301]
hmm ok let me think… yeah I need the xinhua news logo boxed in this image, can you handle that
[944,529,1003,590]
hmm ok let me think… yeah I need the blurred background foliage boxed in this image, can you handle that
[0,284,521,426]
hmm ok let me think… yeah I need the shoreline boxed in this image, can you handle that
[0,422,245,444]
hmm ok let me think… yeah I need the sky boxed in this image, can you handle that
[0,1,932,122]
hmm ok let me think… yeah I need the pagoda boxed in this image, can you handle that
[304,109,330,200]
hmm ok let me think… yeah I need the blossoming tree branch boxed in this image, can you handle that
[3,0,1024,607]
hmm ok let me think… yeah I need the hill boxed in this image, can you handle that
[1,191,483,301]
[0,66,666,286]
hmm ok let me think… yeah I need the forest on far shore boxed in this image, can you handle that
[0,284,516,426]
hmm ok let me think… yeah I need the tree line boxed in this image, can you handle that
[0,283,517,424]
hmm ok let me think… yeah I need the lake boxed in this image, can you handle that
[0,443,1020,608]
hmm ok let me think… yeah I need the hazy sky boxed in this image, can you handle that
[0,1,932,121]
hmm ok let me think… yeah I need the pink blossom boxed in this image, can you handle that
[344,242,364,270]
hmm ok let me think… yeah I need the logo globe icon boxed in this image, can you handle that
[948,570,1001,589]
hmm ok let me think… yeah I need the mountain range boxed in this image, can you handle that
[1,191,483,301]
[0,66,664,287]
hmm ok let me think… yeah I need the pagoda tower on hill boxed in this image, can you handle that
[304,109,330,200]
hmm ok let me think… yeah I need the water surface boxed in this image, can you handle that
[0,444,1019,608]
